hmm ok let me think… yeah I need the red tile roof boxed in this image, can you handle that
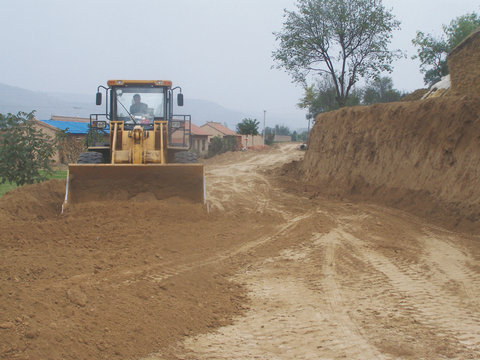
[201,122,237,136]
[191,123,209,136]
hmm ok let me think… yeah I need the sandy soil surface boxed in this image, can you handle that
[1,143,479,359]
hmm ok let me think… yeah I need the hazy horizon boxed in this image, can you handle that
[1,0,479,128]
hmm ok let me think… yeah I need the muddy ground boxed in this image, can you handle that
[0,143,479,359]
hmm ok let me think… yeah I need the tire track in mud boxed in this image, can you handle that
[156,230,382,359]
[49,209,315,297]
[48,146,307,295]
[157,235,385,360]
[316,232,387,359]
[420,230,480,306]
[331,227,480,356]
[145,145,480,359]
[161,216,480,359]
[205,144,304,214]
[100,146,309,300]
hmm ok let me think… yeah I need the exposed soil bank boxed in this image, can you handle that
[297,96,480,232]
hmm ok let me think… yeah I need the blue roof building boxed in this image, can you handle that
[37,116,109,134]
[38,120,91,134]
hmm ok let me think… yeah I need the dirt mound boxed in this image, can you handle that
[247,145,270,150]
[400,88,428,102]
[294,95,480,231]
[0,179,65,221]
[448,27,480,97]
[203,145,278,166]
[0,177,275,359]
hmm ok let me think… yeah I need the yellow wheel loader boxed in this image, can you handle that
[62,80,204,211]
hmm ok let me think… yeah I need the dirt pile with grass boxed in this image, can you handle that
[295,95,480,231]
[0,179,65,221]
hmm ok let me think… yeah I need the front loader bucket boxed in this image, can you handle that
[62,164,205,211]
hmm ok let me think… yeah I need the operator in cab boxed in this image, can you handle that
[130,94,148,114]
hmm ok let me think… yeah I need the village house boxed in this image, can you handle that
[241,134,264,149]
[34,116,249,162]
[190,123,209,157]
[273,134,292,143]
[200,121,242,149]
[34,115,92,163]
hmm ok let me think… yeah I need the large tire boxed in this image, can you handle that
[77,151,105,164]
[174,151,198,164]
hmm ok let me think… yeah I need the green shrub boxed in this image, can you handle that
[207,136,238,157]
[0,111,55,186]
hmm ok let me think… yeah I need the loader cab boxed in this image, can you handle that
[91,80,192,150]
[109,82,169,130]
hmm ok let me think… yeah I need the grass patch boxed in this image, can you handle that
[45,169,68,180]
[0,182,18,197]
[0,169,67,197]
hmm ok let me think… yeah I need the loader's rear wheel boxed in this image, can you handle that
[174,151,198,164]
[77,151,105,164]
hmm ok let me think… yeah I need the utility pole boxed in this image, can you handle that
[263,110,266,147]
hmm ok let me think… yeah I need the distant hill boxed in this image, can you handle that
[0,82,247,129]
[176,99,248,128]
[0,83,98,120]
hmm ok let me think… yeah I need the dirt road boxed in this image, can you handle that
[1,143,479,359]
[154,143,480,359]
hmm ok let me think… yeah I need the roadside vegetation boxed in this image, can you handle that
[0,169,67,197]
[207,136,239,158]
[0,111,56,186]
[0,111,69,196]
[271,0,479,120]
[412,12,480,86]
[273,0,402,112]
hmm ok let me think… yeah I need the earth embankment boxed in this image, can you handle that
[299,95,480,231]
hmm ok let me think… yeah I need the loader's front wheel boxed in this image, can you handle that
[174,151,198,164]
[77,151,105,164]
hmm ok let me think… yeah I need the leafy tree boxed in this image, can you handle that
[0,111,55,186]
[298,74,362,117]
[347,88,363,107]
[412,32,451,86]
[275,125,291,136]
[264,126,274,134]
[263,127,275,145]
[207,136,238,157]
[55,129,86,164]
[292,130,298,142]
[412,12,480,86]
[85,126,107,147]
[298,76,338,116]
[236,118,260,136]
[363,76,402,105]
[297,130,308,142]
[273,0,402,107]
[444,12,480,49]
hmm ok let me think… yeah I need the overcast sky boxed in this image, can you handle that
[1,0,479,128]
